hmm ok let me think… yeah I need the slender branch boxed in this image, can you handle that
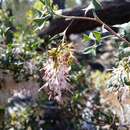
[54,12,130,44]
[95,15,130,44]
[54,12,97,21]
[62,19,74,43]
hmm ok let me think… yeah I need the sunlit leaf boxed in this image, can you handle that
[93,31,101,42]
[83,34,91,42]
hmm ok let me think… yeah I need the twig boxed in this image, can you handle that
[54,12,97,21]
[62,19,74,43]
[54,12,130,44]
[95,15,130,44]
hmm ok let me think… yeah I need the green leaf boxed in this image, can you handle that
[34,14,51,29]
[39,0,45,5]
[33,8,43,16]
[83,34,91,42]
[93,31,101,42]
[34,15,51,23]
[44,0,54,14]
[83,46,96,56]
[124,77,130,86]
[92,0,102,10]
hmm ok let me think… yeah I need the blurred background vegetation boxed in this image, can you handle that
[0,0,130,130]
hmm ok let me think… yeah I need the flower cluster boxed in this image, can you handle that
[39,43,75,102]
[108,57,130,91]
[108,57,130,124]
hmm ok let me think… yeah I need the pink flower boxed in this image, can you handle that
[39,58,71,102]
[39,43,75,102]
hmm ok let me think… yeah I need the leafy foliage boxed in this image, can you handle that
[1,0,130,130]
